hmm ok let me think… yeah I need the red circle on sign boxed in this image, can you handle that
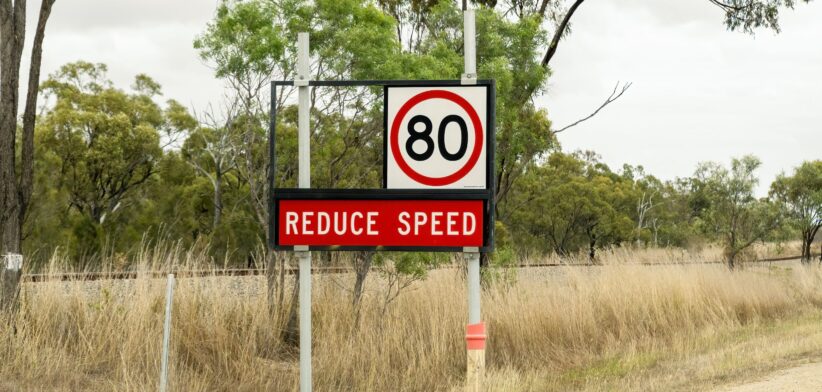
[390,90,484,186]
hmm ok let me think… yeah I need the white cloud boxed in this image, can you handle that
[20,0,225,113]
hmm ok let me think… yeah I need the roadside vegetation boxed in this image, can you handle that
[0,1,820,390]
[3,245,822,391]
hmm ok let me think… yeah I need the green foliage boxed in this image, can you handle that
[770,160,822,260]
[694,156,782,267]
[19,1,821,271]
[28,62,197,261]
[715,0,812,33]
[194,0,287,78]
[506,152,636,259]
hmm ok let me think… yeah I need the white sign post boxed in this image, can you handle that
[159,273,175,392]
[295,31,313,392]
[462,9,486,392]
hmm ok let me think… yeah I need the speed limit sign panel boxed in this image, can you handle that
[385,85,489,189]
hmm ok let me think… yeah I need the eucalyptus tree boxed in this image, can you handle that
[37,62,196,255]
[509,152,635,260]
[694,156,781,269]
[770,161,822,263]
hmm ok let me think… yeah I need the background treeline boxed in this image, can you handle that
[14,0,822,270]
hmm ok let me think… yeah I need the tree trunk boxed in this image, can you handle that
[212,172,222,229]
[265,250,278,316]
[801,230,812,264]
[588,236,596,264]
[0,0,27,313]
[0,0,26,256]
[1,214,20,255]
[19,0,55,246]
[282,271,300,346]
[726,252,736,270]
[0,266,22,313]
[277,251,286,318]
[352,251,374,324]
[479,252,489,269]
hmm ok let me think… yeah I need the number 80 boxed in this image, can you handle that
[405,114,469,161]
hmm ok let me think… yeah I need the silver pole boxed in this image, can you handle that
[298,251,311,392]
[160,273,175,392]
[463,8,484,390]
[461,9,477,85]
[296,31,313,392]
[297,32,310,189]
[462,5,480,327]
[466,251,481,323]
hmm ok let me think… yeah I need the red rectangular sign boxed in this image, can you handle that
[277,199,484,248]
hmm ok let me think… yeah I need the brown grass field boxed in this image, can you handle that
[3,244,822,391]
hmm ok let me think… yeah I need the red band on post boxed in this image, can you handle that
[466,322,486,350]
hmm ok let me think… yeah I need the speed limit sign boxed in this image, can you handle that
[384,85,491,189]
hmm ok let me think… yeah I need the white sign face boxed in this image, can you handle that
[385,86,488,189]
[4,253,22,271]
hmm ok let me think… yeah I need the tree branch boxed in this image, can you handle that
[541,0,585,68]
[553,81,632,134]
[20,0,56,224]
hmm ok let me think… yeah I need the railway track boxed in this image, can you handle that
[21,253,820,283]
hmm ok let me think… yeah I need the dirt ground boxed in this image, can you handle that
[718,362,822,392]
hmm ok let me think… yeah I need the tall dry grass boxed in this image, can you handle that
[1,246,822,391]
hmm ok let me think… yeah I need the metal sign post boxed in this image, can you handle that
[159,273,175,392]
[462,9,486,392]
[295,32,313,392]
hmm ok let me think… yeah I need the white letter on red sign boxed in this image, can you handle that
[286,212,299,234]
[367,212,379,235]
[464,212,476,235]
[333,212,347,235]
[303,212,314,235]
[398,212,411,235]
[447,212,459,235]
[318,212,330,235]
[431,212,443,236]
[414,212,427,235]
[351,212,364,235]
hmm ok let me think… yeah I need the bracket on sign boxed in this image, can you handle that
[294,245,310,256]
[461,73,477,85]
[295,34,310,87]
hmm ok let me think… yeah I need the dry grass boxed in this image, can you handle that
[2,246,822,391]
[525,241,804,266]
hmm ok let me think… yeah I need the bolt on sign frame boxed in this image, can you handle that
[268,79,496,253]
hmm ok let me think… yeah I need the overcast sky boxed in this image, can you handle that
[19,0,822,194]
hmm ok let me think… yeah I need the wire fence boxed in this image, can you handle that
[21,253,821,283]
